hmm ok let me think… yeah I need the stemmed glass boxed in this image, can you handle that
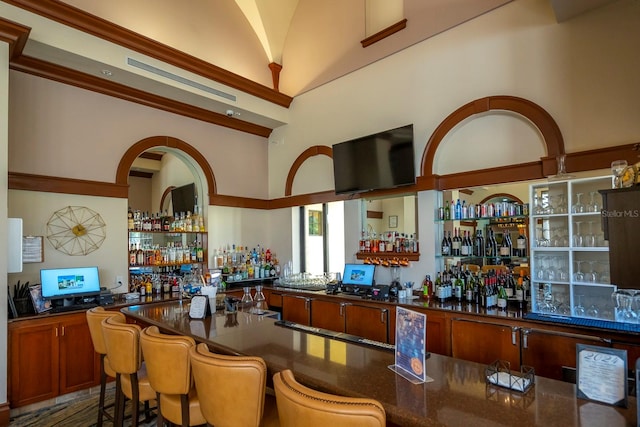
[571,193,585,214]
[574,260,585,282]
[599,262,611,284]
[585,261,599,283]
[572,221,583,248]
[587,191,601,213]
[586,304,600,318]
[584,221,596,248]
[611,160,628,189]
[574,294,586,317]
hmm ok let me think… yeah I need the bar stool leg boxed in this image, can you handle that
[131,374,140,427]
[156,392,164,427]
[97,355,107,427]
[180,394,190,427]
[114,373,126,426]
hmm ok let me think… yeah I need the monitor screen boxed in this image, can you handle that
[40,266,101,300]
[171,183,196,216]
[342,264,376,287]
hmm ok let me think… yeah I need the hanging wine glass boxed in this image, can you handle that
[571,193,585,214]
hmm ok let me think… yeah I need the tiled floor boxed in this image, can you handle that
[9,388,157,427]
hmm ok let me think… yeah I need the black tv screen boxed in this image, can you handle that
[332,124,415,195]
[171,183,196,215]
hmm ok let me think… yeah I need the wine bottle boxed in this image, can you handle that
[460,230,469,256]
[444,202,451,220]
[497,285,508,310]
[516,229,527,257]
[452,228,461,256]
[473,230,484,257]
[441,233,450,256]
[499,231,511,257]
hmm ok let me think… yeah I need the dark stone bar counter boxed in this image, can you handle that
[122,301,638,427]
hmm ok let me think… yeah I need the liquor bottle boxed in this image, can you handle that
[473,230,484,257]
[461,200,468,219]
[136,243,144,266]
[129,243,137,266]
[444,202,451,220]
[127,208,134,231]
[516,229,527,257]
[516,270,525,301]
[422,275,432,300]
[441,232,450,256]
[455,199,462,220]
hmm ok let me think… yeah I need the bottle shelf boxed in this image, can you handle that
[355,252,420,262]
[435,215,528,223]
[130,261,206,268]
[129,230,206,235]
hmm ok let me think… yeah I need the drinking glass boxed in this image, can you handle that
[572,221,583,248]
[253,285,267,314]
[599,263,611,284]
[584,221,596,248]
[586,304,600,318]
[574,294,586,317]
[611,160,628,188]
[240,286,253,311]
[587,191,601,213]
[585,261,599,283]
[573,260,585,282]
[571,193,585,214]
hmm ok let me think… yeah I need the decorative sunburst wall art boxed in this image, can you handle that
[46,206,106,256]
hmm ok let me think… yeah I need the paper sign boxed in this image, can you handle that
[576,344,627,408]
[189,295,209,319]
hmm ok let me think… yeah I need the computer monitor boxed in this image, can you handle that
[341,263,376,293]
[40,266,101,301]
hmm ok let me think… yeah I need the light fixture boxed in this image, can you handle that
[101,69,113,77]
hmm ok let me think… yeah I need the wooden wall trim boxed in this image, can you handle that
[0,16,30,60]
[565,142,639,172]
[11,55,273,138]
[361,19,408,48]
[3,0,293,108]
[159,186,175,212]
[8,172,128,198]
[284,145,333,196]
[115,136,217,203]
[421,95,565,177]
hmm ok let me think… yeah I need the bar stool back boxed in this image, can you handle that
[140,326,205,427]
[101,316,156,427]
[86,306,125,426]
[273,369,385,427]
[189,342,280,427]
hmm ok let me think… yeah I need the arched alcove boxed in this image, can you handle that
[421,96,565,184]
[116,136,217,203]
[285,145,333,196]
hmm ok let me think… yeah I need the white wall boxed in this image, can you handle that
[267,0,640,286]
[8,190,129,294]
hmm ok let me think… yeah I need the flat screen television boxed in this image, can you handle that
[341,263,376,292]
[171,183,196,215]
[40,266,101,300]
[332,124,415,195]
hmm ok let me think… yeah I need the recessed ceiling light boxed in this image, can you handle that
[101,69,113,77]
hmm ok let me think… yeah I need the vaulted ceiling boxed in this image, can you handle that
[0,0,619,135]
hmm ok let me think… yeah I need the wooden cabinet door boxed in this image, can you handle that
[600,187,640,288]
[9,321,59,407]
[451,318,520,369]
[521,328,609,381]
[310,299,345,332]
[425,311,449,355]
[59,314,100,394]
[282,295,311,325]
[344,304,389,343]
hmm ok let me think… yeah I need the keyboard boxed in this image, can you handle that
[274,320,395,352]
[51,303,98,313]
